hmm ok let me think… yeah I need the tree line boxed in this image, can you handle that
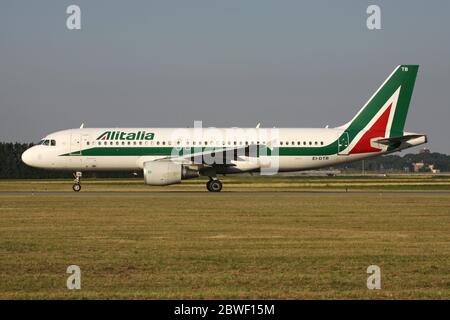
[0,142,449,179]
[336,151,450,172]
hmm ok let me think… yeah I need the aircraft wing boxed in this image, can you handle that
[158,144,265,167]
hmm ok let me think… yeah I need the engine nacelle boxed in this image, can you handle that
[143,161,199,186]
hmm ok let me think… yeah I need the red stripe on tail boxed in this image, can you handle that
[349,104,392,154]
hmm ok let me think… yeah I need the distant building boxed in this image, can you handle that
[411,161,440,173]
[412,162,425,172]
[428,164,441,174]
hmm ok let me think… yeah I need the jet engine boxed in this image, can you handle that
[143,161,199,186]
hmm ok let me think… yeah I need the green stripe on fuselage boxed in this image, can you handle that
[61,142,339,157]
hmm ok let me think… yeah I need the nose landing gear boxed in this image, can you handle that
[72,172,82,192]
[206,179,222,192]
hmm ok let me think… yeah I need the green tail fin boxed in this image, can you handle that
[343,65,419,141]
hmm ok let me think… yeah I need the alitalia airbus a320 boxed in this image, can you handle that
[22,65,427,192]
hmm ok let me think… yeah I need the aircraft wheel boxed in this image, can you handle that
[206,180,212,192]
[209,180,222,192]
[72,183,81,192]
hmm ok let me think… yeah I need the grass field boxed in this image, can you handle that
[1,174,450,192]
[0,176,449,299]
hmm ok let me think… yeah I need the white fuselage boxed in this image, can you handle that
[21,127,425,174]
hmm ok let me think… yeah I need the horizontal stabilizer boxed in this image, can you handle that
[375,134,427,146]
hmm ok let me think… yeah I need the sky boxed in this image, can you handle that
[0,0,449,153]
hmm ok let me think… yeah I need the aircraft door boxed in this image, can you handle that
[81,135,97,169]
[338,132,350,155]
[68,133,82,169]
[70,134,82,155]
[81,135,91,152]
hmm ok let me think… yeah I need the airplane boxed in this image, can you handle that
[21,65,427,192]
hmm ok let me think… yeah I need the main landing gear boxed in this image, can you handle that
[206,179,222,192]
[72,172,82,192]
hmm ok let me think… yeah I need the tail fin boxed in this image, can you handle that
[339,65,419,154]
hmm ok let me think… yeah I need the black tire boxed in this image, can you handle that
[72,183,81,192]
[209,180,222,192]
[206,180,212,192]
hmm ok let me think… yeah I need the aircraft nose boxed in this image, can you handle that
[21,148,35,167]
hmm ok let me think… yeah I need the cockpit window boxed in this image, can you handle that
[39,139,56,146]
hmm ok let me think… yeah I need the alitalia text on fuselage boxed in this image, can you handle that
[97,130,155,141]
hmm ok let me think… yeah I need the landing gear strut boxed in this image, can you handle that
[206,179,222,192]
[72,172,82,192]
